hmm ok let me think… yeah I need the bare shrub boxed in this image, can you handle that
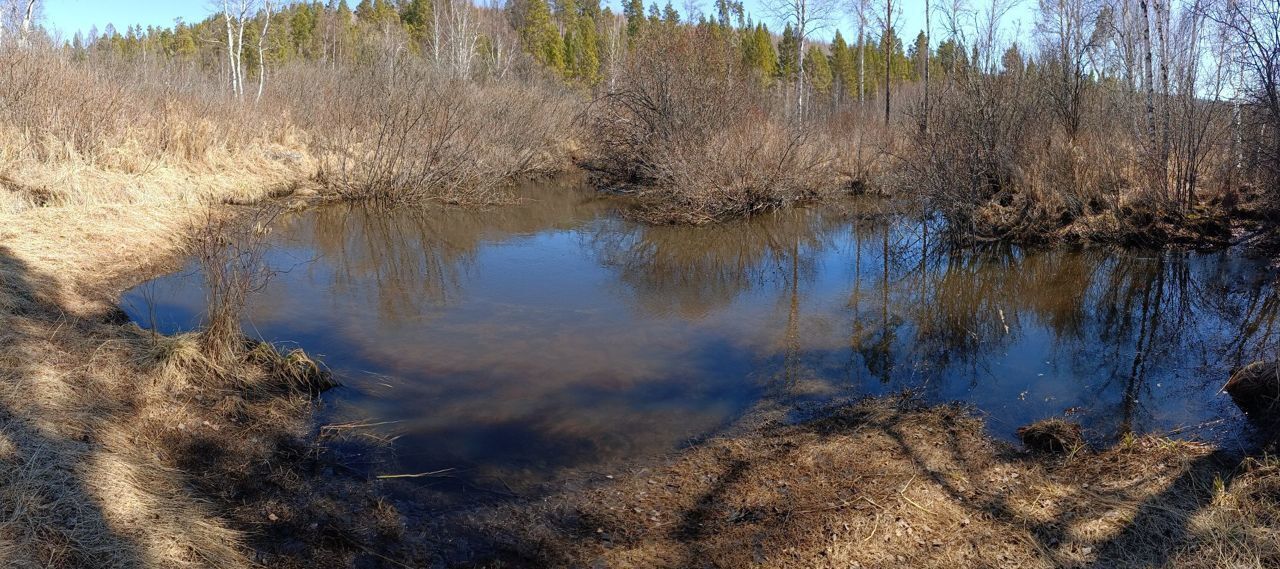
[191,204,282,370]
[0,47,290,165]
[285,57,577,205]
[896,70,1043,241]
[589,28,842,224]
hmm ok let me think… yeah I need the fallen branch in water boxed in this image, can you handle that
[375,468,456,479]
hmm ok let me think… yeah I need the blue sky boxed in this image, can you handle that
[44,0,209,39]
[43,0,1035,46]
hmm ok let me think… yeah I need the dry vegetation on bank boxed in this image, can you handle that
[0,166,423,568]
[585,30,862,224]
[0,48,578,218]
[474,398,1280,568]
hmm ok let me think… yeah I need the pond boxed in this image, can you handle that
[122,181,1280,502]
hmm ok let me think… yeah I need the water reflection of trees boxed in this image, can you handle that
[852,221,1280,438]
[587,207,847,319]
[297,183,611,322]
[586,206,1279,434]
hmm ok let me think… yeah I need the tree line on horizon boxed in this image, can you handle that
[59,0,964,110]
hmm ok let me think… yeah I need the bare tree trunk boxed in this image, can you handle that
[235,3,248,100]
[1139,0,1156,163]
[923,0,930,133]
[432,0,442,68]
[858,22,865,102]
[256,1,272,103]
[884,0,892,126]
[797,6,806,119]
[223,0,239,97]
[1181,0,1203,207]
[1154,0,1171,199]
[19,0,36,46]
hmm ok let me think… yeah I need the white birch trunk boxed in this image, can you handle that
[256,1,272,103]
[224,0,239,97]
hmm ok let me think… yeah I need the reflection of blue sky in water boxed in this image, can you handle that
[122,184,1280,498]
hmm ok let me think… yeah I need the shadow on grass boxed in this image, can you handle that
[0,246,146,566]
[457,397,1272,569]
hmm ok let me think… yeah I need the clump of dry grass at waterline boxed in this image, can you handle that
[0,202,412,568]
[475,398,1280,568]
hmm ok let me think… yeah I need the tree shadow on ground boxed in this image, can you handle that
[465,397,1274,569]
[0,246,147,567]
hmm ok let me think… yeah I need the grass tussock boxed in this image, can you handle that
[475,398,1279,568]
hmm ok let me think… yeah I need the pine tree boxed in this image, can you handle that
[830,30,854,104]
[881,27,908,83]
[741,23,773,83]
[750,24,776,83]
[623,0,646,41]
[355,0,397,25]
[909,30,928,81]
[400,0,432,48]
[1001,43,1024,76]
[521,0,564,73]
[355,0,374,20]
[573,6,601,83]
[563,27,579,76]
[776,23,798,82]
[174,22,198,60]
[559,0,581,76]
[662,2,679,26]
[291,4,318,59]
[935,38,966,76]
[804,45,832,95]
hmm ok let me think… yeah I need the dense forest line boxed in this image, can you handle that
[3,0,1279,242]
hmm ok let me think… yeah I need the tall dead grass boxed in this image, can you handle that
[0,48,311,215]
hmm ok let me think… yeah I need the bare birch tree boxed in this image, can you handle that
[1139,0,1157,155]
[849,0,872,102]
[256,1,272,103]
[221,0,248,98]
[764,0,837,117]
[1035,0,1100,139]
[0,0,40,47]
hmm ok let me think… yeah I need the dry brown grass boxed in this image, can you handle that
[476,398,1279,568]
[0,171,404,567]
[0,38,588,567]
[0,46,371,567]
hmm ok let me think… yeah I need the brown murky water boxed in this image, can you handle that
[124,181,1280,501]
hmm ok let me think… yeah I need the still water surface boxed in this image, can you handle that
[123,183,1279,498]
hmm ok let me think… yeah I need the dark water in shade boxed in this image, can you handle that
[122,182,1280,500]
